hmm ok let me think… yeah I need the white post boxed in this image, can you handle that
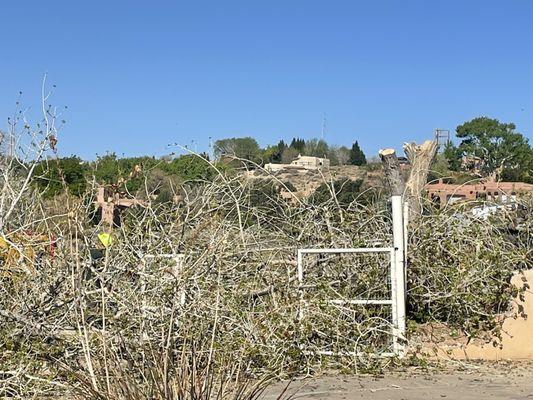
[403,201,409,292]
[297,249,304,321]
[391,195,406,356]
[173,255,186,306]
[297,249,303,283]
[403,201,409,262]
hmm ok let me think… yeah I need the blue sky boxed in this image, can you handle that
[1,1,532,160]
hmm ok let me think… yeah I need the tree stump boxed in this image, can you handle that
[379,141,437,220]
[379,148,405,196]
[403,140,438,218]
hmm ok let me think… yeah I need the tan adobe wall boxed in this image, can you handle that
[418,269,533,360]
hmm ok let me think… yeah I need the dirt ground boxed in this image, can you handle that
[266,362,533,400]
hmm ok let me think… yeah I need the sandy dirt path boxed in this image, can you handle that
[266,363,533,400]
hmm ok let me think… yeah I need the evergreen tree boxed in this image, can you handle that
[289,137,305,153]
[271,140,287,162]
[443,141,461,171]
[349,141,367,165]
[276,139,287,153]
[455,117,532,180]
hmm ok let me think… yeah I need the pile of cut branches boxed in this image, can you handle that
[1,107,531,398]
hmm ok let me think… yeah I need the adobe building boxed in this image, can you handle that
[265,155,330,173]
[426,179,533,208]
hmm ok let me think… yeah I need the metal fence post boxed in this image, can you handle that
[391,195,406,356]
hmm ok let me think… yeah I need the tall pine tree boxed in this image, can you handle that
[289,137,305,153]
[349,141,367,165]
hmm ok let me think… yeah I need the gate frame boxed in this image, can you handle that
[297,195,406,357]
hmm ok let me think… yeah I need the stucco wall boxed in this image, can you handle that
[420,269,533,360]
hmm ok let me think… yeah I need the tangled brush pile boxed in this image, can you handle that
[1,110,531,397]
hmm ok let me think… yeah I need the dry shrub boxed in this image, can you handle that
[66,341,292,400]
[1,102,532,397]
[1,163,395,396]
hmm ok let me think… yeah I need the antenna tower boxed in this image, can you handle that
[321,113,327,140]
[435,129,450,152]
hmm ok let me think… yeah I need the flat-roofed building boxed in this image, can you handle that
[265,155,330,173]
[426,179,533,208]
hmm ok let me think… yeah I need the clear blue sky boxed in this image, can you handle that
[1,1,532,160]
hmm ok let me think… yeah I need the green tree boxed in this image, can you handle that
[143,167,181,204]
[164,153,214,181]
[91,154,159,192]
[281,147,299,164]
[213,137,261,162]
[261,140,287,164]
[262,146,278,164]
[34,156,88,197]
[443,141,461,172]
[456,117,532,180]
[92,153,120,184]
[349,141,367,165]
[304,138,329,157]
[332,145,351,165]
[427,153,450,183]
[327,147,339,166]
[235,180,288,226]
[277,139,287,153]
[312,178,364,205]
[289,137,305,153]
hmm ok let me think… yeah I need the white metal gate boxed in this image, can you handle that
[296,196,407,357]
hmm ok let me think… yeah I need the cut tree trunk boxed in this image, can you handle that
[379,141,437,220]
[403,140,438,218]
[379,148,405,196]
